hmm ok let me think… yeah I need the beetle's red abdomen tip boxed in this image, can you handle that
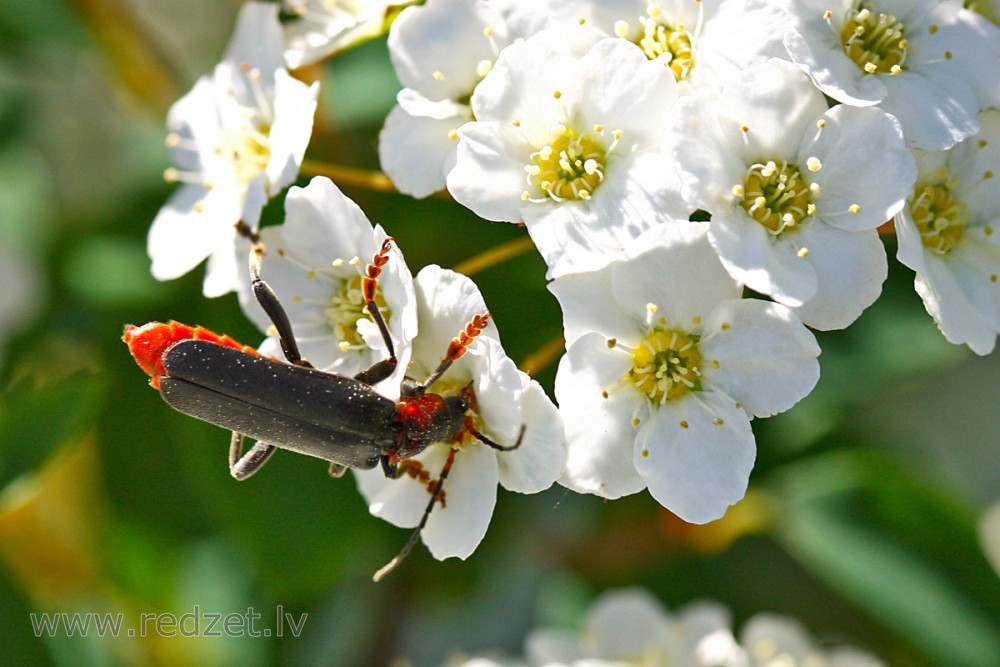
[123,321,196,388]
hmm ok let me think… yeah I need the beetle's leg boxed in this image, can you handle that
[228,431,278,480]
[465,419,525,452]
[414,313,492,394]
[380,453,400,479]
[328,462,349,478]
[353,359,397,386]
[248,240,312,367]
[372,447,458,582]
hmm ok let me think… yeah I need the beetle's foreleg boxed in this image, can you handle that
[372,447,458,582]
[229,431,278,480]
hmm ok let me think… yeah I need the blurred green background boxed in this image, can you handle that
[2,1,1000,665]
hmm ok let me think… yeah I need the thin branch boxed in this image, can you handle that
[452,236,537,277]
[519,334,565,376]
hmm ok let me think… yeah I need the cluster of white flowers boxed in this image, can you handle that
[441,587,885,667]
[375,0,1000,524]
[143,0,1000,560]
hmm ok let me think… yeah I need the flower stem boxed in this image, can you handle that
[300,159,397,193]
[452,236,536,277]
[519,334,565,376]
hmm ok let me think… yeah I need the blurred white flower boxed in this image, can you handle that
[545,0,788,95]
[148,1,319,297]
[281,0,391,68]
[784,0,1000,150]
[355,266,565,560]
[739,614,884,667]
[243,176,417,399]
[527,588,732,667]
[448,32,687,278]
[665,57,916,330]
[894,110,1000,354]
[379,0,548,198]
[444,587,887,667]
[551,222,820,523]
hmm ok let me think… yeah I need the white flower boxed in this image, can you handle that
[665,57,916,330]
[448,31,687,278]
[551,222,820,523]
[148,1,319,297]
[527,588,732,667]
[545,0,789,95]
[354,265,565,560]
[784,0,1000,150]
[894,110,1000,354]
[739,615,884,667]
[379,0,547,198]
[281,0,391,69]
[242,176,418,398]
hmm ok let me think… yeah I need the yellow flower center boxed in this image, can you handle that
[911,177,969,254]
[524,126,609,203]
[325,275,389,348]
[636,16,694,80]
[221,118,271,186]
[740,160,814,235]
[840,3,908,74]
[629,329,702,404]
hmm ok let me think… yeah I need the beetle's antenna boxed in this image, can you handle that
[417,313,492,393]
[373,447,458,582]
[363,238,398,366]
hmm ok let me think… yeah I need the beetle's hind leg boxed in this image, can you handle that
[229,431,278,480]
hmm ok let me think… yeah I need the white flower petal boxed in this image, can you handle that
[549,267,631,345]
[718,58,829,159]
[355,442,499,560]
[879,72,980,151]
[787,224,887,330]
[556,333,647,499]
[804,105,915,233]
[448,121,537,222]
[265,71,319,195]
[615,221,742,326]
[783,16,887,106]
[916,240,1000,355]
[634,391,755,524]
[379,102,468,198]
[497,377,565,494]
[203,237,246,298]
[224,2,284,89]
[148,185,237,282]
[700,299,820,417]
[708,213,818,308]
[577,38,678,149]
[388,0,509,100]
[523,202,638,279]
[583,589,671,659]
[421,443,499,560]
